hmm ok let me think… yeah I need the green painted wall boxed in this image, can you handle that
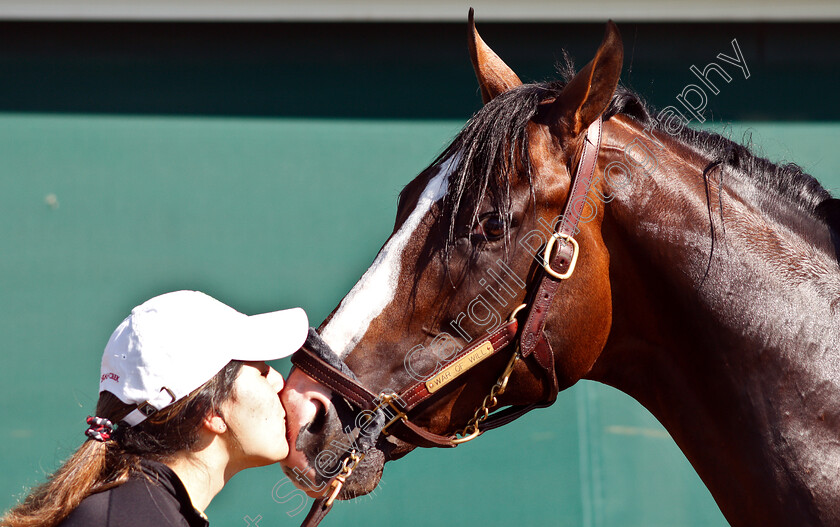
[1,21,838,527]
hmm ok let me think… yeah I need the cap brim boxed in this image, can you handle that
[233,307,309,361]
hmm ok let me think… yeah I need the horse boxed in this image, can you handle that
[281,11,840,526]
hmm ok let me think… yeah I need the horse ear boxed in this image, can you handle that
[552,21,623,137]
[468,8,522,104]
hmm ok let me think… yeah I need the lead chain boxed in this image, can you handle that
[453,350,519,444]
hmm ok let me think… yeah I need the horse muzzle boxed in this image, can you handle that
[281,363,391,499]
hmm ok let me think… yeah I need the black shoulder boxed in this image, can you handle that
[57,489,110,526]
[106,476,191,527]
[57,476,192,527]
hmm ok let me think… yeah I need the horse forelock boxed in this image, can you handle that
[433,84,557,263]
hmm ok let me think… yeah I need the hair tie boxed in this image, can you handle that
[85,416,115,442]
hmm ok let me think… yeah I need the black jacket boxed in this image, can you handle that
[59,460,209,527]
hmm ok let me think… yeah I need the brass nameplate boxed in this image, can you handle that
[425,340,494,394]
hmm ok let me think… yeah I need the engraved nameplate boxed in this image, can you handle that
[425,340,494,394]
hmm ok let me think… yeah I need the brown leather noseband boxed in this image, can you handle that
[291,117,603,526]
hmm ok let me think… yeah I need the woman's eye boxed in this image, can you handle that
[471,214,505,242]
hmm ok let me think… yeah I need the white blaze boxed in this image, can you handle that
[320,155,457,358]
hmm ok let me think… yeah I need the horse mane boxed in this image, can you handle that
[423,57,839,262]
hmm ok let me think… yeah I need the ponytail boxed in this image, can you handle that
[1,360,242,527]
[1,439,128,527]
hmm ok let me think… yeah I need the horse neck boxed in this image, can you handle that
[587,115,840,526]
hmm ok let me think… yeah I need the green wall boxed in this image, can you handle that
[2,21,839,527]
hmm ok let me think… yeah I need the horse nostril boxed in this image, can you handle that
[308,399,327,435]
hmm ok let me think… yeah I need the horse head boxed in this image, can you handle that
[281,12,624,499]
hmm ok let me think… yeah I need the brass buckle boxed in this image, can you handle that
[508,303,528,323]
[134,387,176,419]
[375,391,407,436]
[542,233,579,280]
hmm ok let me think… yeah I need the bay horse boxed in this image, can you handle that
[281,12,840,526]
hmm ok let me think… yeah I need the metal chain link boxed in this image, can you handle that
[451,349,519,444]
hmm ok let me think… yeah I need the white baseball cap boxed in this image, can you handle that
[99,290,309,426]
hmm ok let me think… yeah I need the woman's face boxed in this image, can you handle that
[221,361,289,470]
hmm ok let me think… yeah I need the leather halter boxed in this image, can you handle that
[292,117,603,526]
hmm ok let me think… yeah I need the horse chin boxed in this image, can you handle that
[337,446,386,499]
[336,433,416,498]
[279,440,387,499]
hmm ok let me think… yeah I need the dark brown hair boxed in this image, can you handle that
[1,361,243,527]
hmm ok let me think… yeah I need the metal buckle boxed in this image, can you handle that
[542,232,579,280]
[375,391,407,436]
[135,401,158,417]
[508,303,528,322]
[134,387,176,419]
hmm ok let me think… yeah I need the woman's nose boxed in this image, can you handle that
[267,366,285,393]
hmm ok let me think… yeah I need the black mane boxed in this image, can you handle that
[422,61,837,260]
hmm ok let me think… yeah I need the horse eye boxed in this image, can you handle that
[471,214,505,242]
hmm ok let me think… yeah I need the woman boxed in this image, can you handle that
[2,290,308,527]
